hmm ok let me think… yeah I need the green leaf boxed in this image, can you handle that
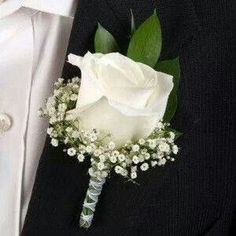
[155,57,180,85]
[130,10,136,36]
[127,11,162,68]
[94,23,119,53]
[163,92,178,123]
[155,57,181,122]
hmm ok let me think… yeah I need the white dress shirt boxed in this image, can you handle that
[0,1,76,235]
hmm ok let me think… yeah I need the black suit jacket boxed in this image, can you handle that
[22,0,236,235]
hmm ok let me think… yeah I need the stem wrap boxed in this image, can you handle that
[80,176,106,228]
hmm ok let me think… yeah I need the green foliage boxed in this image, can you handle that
[155,58,181,122]
[127,11,162,68]
[94,12,181,123]
[94,23,119,53]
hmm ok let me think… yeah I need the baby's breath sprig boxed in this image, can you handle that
[40,78,180,229]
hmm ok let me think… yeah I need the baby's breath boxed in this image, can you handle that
[40,77,181,230]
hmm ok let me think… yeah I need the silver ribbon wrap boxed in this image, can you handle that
[80,176,106,228]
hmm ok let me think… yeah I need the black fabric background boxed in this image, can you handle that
[22,0,236,235]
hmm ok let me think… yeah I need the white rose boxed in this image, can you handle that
[67,52,173,147]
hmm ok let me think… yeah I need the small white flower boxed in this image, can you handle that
[108,141,116,150]
[151,161,158,167]
[61,94,70,102]
[99,154,106,162]
[88,167,95,177]
[101,171,108,178]
[86,146,93,153]
[97,162,105,170]
[172,145,179,154]
[121,169,128,177]
[138,138,145,145]
[109,156,117,164]
[77,154,85,162]
[48,107,56,116]
[121,162,127,168]
[47,127,53,135]
[132,155,139,164]
[158,158,167,166]
[157,121,164,129]
[51,138,58,147]
[72,77,80,83]
[47,97,56,107]
[157,152,164,159]
[94,149,102,157]
[118,154,126,162]
[72,84,79,90]
[58,103,67,112]
[67,147,76,156]
[90,143,97,150]
[79,149,86,154]
[112,150,119,157]
[126,158,132,165]
[131,172,137,179]
[114,165,123,174]
[70,94,78,101]
[152,153,158,159]
[169,132,175,140]
[132,144,140,152]
[138,155,145,163]
[158,142,170,153]
[49,116,57,124]
[64,137,69,144]
[140,163,149,171]
[54,89,61,96]
[131,166,137,172]
[148,139,157,149]
[144,153,151,160]
[141,148,148,154]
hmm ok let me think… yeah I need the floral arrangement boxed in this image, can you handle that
[40,11,182,229]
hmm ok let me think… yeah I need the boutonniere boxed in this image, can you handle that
[39,11,182,229]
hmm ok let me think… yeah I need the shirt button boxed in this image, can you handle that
[0,113,12,134]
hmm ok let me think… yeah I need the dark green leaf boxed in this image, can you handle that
[127,11,162,68]
[163,92,178,123]
[155,57,180,86]
[155,57,180,122]
[94,23,119,53]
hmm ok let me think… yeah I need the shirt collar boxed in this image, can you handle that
[23,0,77,18]
[0,0,77,19]
[0,0,21,19]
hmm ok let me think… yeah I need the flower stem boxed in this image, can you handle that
[80,176,106,229]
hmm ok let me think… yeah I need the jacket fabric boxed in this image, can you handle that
[22,0,236,235]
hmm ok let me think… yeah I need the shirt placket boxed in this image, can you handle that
[0,10,34,236]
